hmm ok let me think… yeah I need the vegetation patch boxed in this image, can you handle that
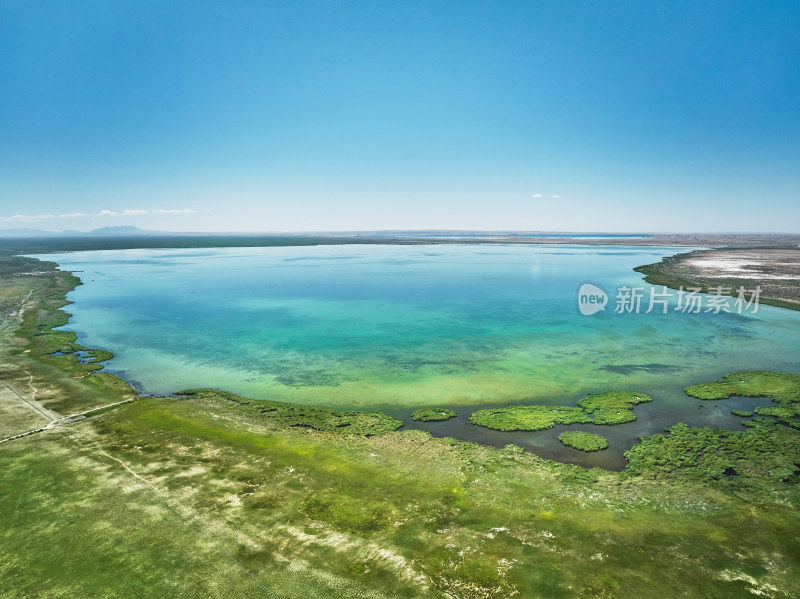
[411,408,457,421]
[685,371,800,429]
[177,388,403,435]
[471,391,652,431]
[558,431,608,452]
[0,254,136,416]
[577,391,652,425]
[470,405,591,431]
[730,409,753,417]
[685,371,800,401]
[623,421,800,504]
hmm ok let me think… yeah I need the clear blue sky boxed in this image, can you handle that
[1,1,798,232]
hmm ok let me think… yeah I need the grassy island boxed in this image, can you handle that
[470,391,652,431]
[470,405,591,431]
[558,431,609,452]
[577,391,653,425]
[411,408,458,421]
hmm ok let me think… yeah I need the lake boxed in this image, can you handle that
[34,244,800,468]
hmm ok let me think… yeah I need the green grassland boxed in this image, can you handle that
[178,388,403,435]
[0,253,135,424]
[4,391,800,598]
[1,250,800,598]
[0,386,48,438]
[623,420,800,504]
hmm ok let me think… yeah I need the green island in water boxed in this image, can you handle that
[1,240,800,599]
[558,431,609,452]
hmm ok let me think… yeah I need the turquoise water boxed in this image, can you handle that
[34,243,800,468]
[36,244,800,415]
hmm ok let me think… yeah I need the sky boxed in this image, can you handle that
[0,1,798,233]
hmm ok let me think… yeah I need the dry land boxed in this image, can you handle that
[636,247,800,310]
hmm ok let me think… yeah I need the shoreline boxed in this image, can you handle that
[3,231,800,257]
[635,247,800,312]
[3,247,795,471]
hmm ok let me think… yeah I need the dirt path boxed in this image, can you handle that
[0,287,38,332]
[0,397,137,444]
[0,378,57,423]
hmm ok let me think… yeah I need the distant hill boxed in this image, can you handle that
[84,226,153,236]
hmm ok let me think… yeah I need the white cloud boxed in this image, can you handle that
[531,193,543,198]
[552,194,560,199]
[2,207,196,223]
[0,212,87,222]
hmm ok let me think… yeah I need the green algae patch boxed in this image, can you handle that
[411,408,457,422]
[470,405,591,431]
[685,371,800,429]
[577,391,652,425]
[177,388,403,435]
[558,431,608,452]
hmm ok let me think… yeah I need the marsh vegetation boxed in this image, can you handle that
[469,391,652,431]
[411,408,458,422]
[557,431,609,452]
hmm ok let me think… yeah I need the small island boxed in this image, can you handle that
[411,408,457,422]
[469,391,652,431]
[558,431,609,452]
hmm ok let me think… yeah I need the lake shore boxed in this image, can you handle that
[636,247,800,311]
[3,231,800,256]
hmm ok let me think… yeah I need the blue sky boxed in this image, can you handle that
[1,1,798,232]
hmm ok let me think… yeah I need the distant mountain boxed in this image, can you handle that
[83,226,154,236]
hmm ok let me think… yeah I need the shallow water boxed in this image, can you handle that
[33,244,800,468]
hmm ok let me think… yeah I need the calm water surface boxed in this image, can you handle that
[33,244,800,468]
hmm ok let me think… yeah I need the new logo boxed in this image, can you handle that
[578,283,608,315]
